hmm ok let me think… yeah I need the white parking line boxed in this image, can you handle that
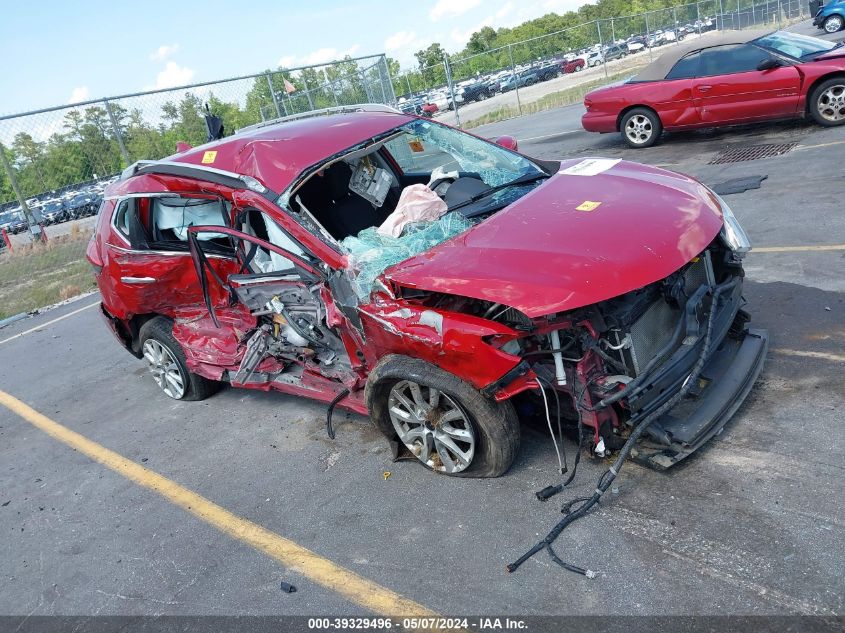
[519,130,580,142]
[0,301,99,346]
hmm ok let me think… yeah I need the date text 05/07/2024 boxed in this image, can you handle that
[306,617,528,630]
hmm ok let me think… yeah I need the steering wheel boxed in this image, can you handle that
[428,165,460,192]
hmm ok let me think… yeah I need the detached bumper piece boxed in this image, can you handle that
[631,326,768,469]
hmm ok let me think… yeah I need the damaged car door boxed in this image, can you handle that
[100,193,236,319]
[187,210,357,392]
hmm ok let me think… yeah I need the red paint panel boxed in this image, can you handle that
[171,305,256,378]
[358,300,522,389]
[693,66,801,122]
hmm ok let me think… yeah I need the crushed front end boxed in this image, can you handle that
[514,238,767,468]
[398,236,768,470]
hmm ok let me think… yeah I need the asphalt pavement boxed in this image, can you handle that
[1,86,844,619]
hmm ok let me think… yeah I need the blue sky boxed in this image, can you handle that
[0,0,584,116]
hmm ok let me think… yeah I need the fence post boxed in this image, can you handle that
[444,56,462,128]
[266,73,282,118]
[645,12,654,61]
[507,44,523,116]
[718,0,724,28]
[103,99,131,167]
[381,56,397,103]
[610,17,616,42]
[0,142,45,243]
[597,20,609,79]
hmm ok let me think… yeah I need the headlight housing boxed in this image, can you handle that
[714,193,751,256]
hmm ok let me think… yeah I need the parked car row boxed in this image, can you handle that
[0,178,114,236]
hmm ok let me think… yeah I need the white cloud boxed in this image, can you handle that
[299,45,360,66]
[430,0,482,21]
[68,86,89,104]
[542,0,584,12]
[154,61,195,89]
[385,30,418,52]
[149,43,180,62]
[449,1,518,45]
[277,55,297,68]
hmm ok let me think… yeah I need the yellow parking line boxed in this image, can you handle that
[771,348,845,363]
[0,301,99,346]
[753,245,845,253]
[0,389,435,617]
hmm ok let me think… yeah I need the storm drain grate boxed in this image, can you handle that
[708,143,797,164]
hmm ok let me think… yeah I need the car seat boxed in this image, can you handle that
[322,162,381,240]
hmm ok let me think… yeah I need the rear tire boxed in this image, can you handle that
[366,356,520,478]
[139,317,220,401]
[620,107,662,148]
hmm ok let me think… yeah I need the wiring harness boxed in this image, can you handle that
[508,279,737,577]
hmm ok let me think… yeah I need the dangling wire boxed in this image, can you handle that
[536,377,566,474]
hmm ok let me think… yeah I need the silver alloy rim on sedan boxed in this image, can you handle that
[625,114,653,144]
[387,380,476,474]
[142,339,186,399]
[817,84,845,122]
[825,16,843,32]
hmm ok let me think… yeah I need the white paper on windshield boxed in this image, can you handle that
[560,158,621,176]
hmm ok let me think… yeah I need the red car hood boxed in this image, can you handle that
[384,159,725,318]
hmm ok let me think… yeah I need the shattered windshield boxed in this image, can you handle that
[385,120,543,187]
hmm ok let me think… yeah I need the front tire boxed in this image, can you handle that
[809,77,845,126]
[620,107,663,148]
[823,14,844,33]
[139,317,220,401]
[366,356,520,477]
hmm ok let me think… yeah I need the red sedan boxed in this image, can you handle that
[582,29,845,147]
[561,57,586,73]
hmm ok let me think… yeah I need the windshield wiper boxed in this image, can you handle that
[448,172,550,213]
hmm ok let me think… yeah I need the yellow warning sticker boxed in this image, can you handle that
[576,200,602,212]
[201,151,218,164]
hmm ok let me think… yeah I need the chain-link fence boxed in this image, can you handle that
[0,53,395,241]
[392,0,807,128]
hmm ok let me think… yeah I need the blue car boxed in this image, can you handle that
[814,0,845,33]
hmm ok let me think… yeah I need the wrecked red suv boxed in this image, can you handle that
[87,107,767,477]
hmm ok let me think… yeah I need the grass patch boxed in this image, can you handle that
[0,228,97,319]
[463,67,645,129]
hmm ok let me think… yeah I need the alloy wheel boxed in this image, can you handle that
[142,339,186,399]
[817,84,845,122]
[625,114,653,145]
[387,380,476,474]
[824,15,843,32]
